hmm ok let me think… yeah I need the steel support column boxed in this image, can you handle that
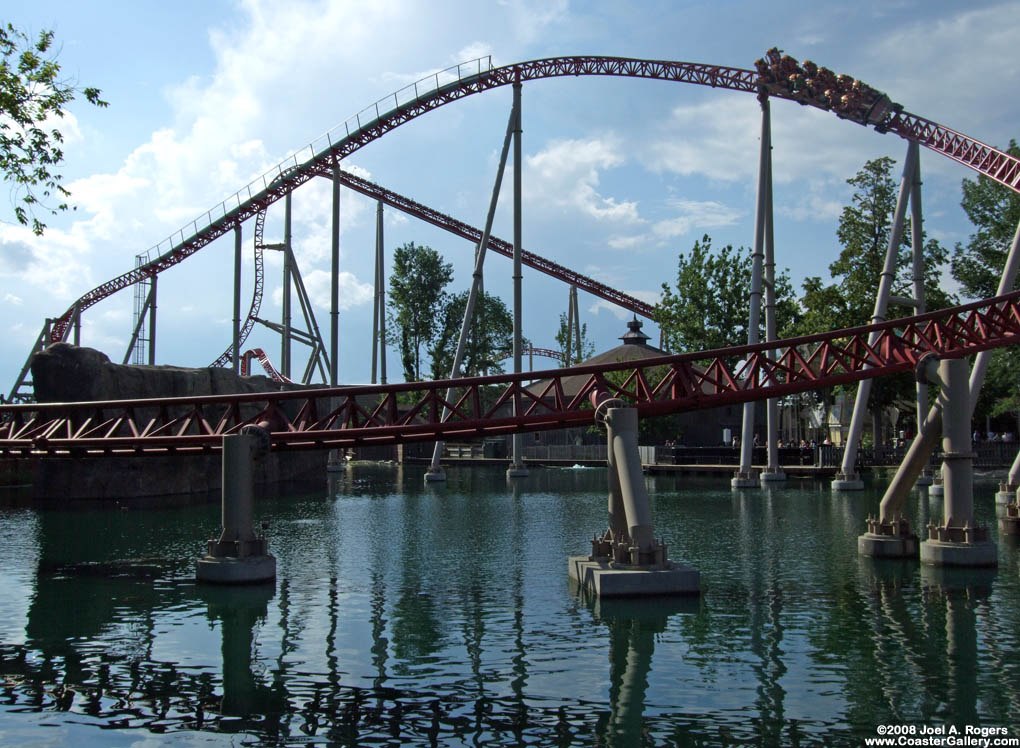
[908,142,931,485]
[282,192,293,380]
[147,275,157,365]
[761,107,784,483]
[834,142,918,490]
[331,162,341,386]
[72,303,81,346]
[233,224,242,375]
[508,78,528,478]
[371,201,381,384]
[732,98,769,488]
[379,207,387,385]
[426,92,518,481]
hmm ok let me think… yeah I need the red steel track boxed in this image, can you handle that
[41,55,1020,349]
[4,291,1019,457]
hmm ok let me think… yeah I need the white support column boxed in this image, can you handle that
[761,109,784,484]
[921,357,996,567]
[508,79,528,479]
[908,143,932,486]
[330,162,341,386]
[233,224,242,375]
[148,274,157,366]
[196,432,276,584]
[371,200,381,385]
[426,92,519,482]
[834,143,918,490]
[732,97,769,489]
[282,192,293,381]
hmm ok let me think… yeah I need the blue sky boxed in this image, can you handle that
[2,0,1019,390]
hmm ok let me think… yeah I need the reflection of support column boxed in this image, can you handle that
[587,596,694,747]
[570,405,699,596]
[197,432,276,583]
[761,112,784,484]
[733,98,770,488]
[200,585,277,716]
[330,162,341,386]
[508,78,528,479]
[920,357,996,566]
[426,94,518,483]
[834,144,918,490]
[233,224,242,375]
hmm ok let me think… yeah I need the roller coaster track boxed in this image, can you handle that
[13,54,1020,402]
[3,291,1019,456]
[207,169,652,370]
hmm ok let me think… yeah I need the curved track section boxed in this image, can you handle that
[209,211,268,368]
[5,291,1020,456]
[239,348,291,382]
[45,54,1020,345]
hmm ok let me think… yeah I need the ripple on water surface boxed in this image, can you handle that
[1,466,1020,746]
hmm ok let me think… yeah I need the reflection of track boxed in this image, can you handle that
[4,291,1019,456]
[40,55,1020,348]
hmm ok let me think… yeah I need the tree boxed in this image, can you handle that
[797,156,952,440]
[386,242,453,381]
[1,24,108,235]
[950,139,1020,300]
[554,311,595,365]
[653,234,798,355]
[429,289,516,379]
[951,139,1020,427]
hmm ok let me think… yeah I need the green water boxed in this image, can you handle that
[1,464,1018,746]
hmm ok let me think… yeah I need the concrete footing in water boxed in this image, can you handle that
[832,472,864,491]
[568,556,700,597]
[197,432,276,585]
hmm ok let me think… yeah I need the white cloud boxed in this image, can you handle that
[525,137,641,222]
[3,293,22,306]
[588,289,661,320]
[653,199,741,239]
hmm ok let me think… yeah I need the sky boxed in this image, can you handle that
[2,0,1019,393]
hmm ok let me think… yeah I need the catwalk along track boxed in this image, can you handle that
[3,290,1019,457]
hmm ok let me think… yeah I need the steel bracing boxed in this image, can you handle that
[3,291,1019,457]
[9,54,1020,404]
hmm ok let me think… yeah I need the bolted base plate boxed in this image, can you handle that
[424,469,446,483]
[920,539,997,567]
[915,474,934,486]
[858,532,919,559]
[196,554,276,584]
[996,491,1015,505]
[568,556,700,597]
[928,484,945,497]
[506,465,530,478]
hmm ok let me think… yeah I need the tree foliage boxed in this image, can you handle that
[797,156,952,435]
[554,311,595,365]
[950,139,1020,426]
[950,139,1020,300]
[429,289,516,379]
[653,234,798,355]
[386,242,453,382]
[1,23,108,235]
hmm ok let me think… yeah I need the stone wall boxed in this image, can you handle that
[26,344,328,502]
